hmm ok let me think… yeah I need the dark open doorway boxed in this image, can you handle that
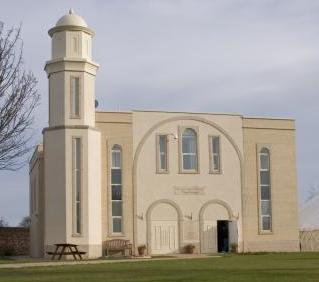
[217,220,229,252]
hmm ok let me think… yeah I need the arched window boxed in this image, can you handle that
[259,148,272,232]
[182,128,198,171]
[111,144,122,234]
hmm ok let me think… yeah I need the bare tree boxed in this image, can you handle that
[18,216,30,228]
[306,184,319,202]
[0,216,9,227]
[0,23,39,170]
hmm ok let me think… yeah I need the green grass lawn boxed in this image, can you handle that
[0,253,319,282]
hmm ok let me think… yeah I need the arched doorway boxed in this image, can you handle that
[146,200,182,255]
[199,200,235,253]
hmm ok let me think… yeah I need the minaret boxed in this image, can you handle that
[43,10,102,258]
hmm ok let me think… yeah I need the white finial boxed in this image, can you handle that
[69,8,75,15]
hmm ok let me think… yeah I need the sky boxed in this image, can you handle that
[0,0,318,225]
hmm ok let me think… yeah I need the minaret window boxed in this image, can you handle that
[181,128,198,171]
[72,36,78,53]
[70,76,80,117]
[86,39,90,57]
[111,145,123,234]
[72,137,82,234]
[259,147,272,232]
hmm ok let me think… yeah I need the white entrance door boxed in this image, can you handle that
[229,220,238,247]
[151,220,178,254]
[202,220,217,253]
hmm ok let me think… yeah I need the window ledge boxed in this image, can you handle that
[109,233,126,238]
[209,170,222,175]
[179,170,200,174]
[72,233,83,238]
[259,231,273,235]
[156,170,169,174]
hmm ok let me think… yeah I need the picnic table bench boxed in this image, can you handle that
[47,243,86,260]
[105,239,132,256]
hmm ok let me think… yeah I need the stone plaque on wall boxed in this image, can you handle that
[183,220,199,242]
[174,186,205,195]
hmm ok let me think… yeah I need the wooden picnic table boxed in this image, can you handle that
[47,243,86,260]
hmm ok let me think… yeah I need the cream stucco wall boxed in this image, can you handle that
[242,117,300,251]
[132,111,244,254]
[43,129,67,246]
[29,145,45,258]
[43,128,102,258]
[96,112,134,251]
[51,31,92,60]
[46,62,98,128]
[32,111,300,257]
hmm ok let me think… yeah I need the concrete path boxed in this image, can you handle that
[0,254,220,269]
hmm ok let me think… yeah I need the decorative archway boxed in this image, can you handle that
[199,199,234,220]
[199,199,235,253]
[145,199,183,255]
[132,115,245,254]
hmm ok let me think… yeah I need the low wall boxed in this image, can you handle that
[0,227,30,256]
[300,230,319,251]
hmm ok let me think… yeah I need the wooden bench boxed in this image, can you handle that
[105,239,132,256]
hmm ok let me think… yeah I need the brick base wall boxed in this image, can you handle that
[0,227,30,256]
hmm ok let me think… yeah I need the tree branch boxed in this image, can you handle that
[0,23,40,171]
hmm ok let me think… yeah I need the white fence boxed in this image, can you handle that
[300,230,319,251]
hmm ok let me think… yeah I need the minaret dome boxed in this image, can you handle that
[55,9,88,28]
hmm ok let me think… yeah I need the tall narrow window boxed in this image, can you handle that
[33,179,37,214]
[210,136,221,173]
[157,135,168,172]
[111,145,122,234]
[70,77,80,117]
[182,128,198,171]
[73,138,82,234]
[259,148,272,232]
[72,36,78,53]
[30,178,36,215]
[86,39,90,57]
